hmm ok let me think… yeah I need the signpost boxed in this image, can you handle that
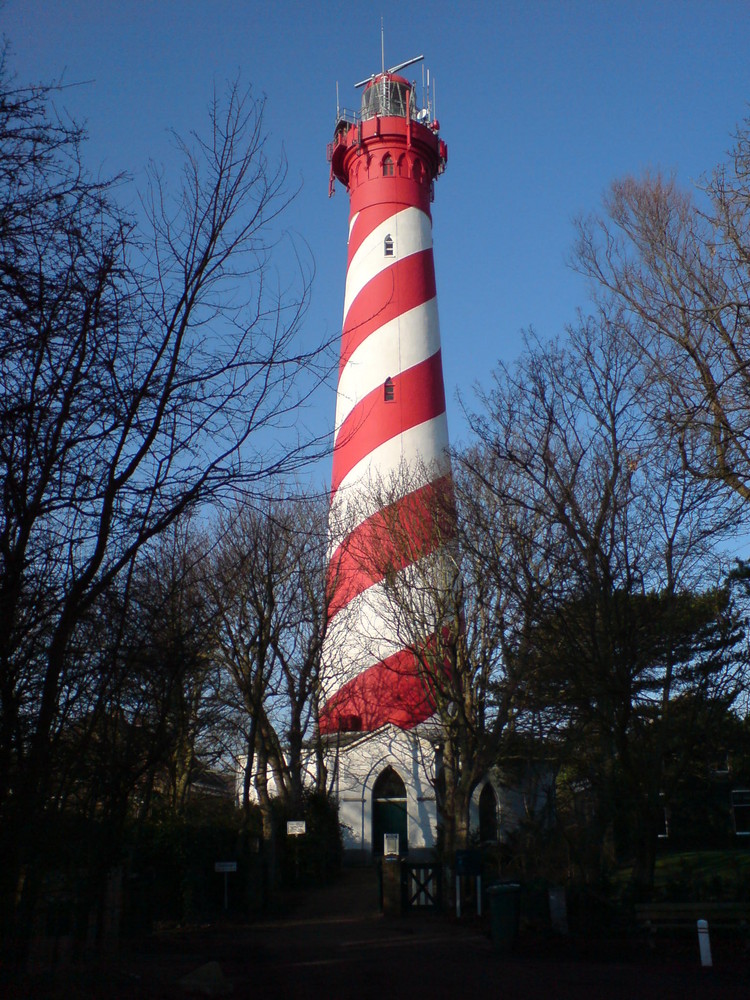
[287,821,306,881]
[214,861,237,911]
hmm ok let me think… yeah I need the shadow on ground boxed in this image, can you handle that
[4,867,749,998]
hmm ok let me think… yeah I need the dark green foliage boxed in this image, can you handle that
[520,581,748,886]
[126,802,253,926]
[564,879,628,938]
[270,792,342,887]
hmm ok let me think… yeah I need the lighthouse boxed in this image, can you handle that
[320,58,454,861]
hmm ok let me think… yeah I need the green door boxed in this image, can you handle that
[372,767,408,856]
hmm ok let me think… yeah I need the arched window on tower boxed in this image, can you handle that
[382,154,394,176]
[413,159,423,185]
[383,234,394,257]
[384,377,395,402]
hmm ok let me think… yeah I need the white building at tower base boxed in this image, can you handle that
[327,724,439,863]
[238,726,553,865]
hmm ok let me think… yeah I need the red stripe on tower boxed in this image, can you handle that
[321,68,452,735]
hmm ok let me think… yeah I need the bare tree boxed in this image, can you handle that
[465,314,743,888]
[0,66,327,936]
[123,522,226,818]
[574,121,750,505]
[33,516,229,941]
[208,492,329,839]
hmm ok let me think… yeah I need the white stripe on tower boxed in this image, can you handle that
[342,207,432,319]
[334,297,441,436]
[329,417,451,539]
[321,72,452,734]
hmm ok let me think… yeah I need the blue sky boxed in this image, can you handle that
[6,1,750,469]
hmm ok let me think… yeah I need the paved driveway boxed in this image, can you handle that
[7,867,749,997]
[149,868,749,999]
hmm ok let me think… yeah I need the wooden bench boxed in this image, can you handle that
[635,901,750,950]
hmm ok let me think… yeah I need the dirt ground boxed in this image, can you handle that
[5,867,750,998]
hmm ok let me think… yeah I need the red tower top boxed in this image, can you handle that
[328,71,448,212]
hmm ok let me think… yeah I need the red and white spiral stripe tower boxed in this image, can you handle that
[320,67,452,736]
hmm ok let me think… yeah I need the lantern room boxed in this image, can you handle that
[360,73,416,120]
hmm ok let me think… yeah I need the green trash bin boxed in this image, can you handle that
[487,883,521,949]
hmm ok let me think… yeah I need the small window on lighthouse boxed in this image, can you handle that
[384,377,395,402]
[382,154,394,176]
[383,234,394,257]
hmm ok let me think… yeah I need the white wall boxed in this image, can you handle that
[329,725,439,861]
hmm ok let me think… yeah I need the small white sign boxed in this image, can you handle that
[287,820,306,836]
[214,861,237,872]
[384,833,399,857]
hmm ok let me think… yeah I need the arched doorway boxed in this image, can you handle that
[372,767,408,856]
[479,783,499,843]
